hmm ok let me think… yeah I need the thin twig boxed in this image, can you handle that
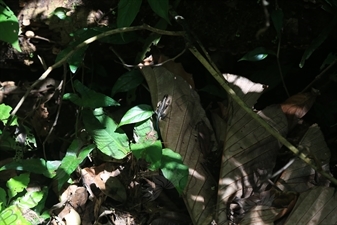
[42,65,67,159]
[109,47,131,71]
[119,48,186,68]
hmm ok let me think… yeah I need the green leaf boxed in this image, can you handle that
[300,15,337,68]
[117,0,142,28]
[0,205,31,225]
[83,108,130,159]
[0,104,18,126]
[131,140,162,170]
[0,187,6,211]
[63,80,119,107]
[56,139,95,191]
[271,9,283,38]
[238,47,274,62]
[119,104,154,127]
[16,190,44,209]
[147,0,170,24]
[160,149,188,194]
[0,158,61,178]
[55,43,87,73]
[133,118,158,143]
[0,1,21,52]
[51,7,70,20]
[7,173,30,201]
[111,70,144,97]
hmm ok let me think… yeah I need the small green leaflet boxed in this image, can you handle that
[0,0,21,52]
[63,80,119,107]
[119,104,154,127]
[238,47,275,62]
[7,173,30,201]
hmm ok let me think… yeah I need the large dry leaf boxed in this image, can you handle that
[141,66,218,225]
[276,124,331,193]
[281,90,318,130]
[217,74,288,224]
[284,186,337,224]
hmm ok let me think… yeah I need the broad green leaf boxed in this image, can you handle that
[0,104,18,125]
[117,0,142,28]
[83,108,130,159]
[119,104,154,127]
[271,9,283,38]
[0,187,6,211]
[63,80,119,107]
[56,139,95,191]
[300,15,337,68]
[7,173,30,201]
[147,0,170,24]
[133,118,158,143]
[0,205,31,225]
[238,47,274,62]
[0,158,61,178]
[160,149,188,194]
[0,1,21,52]
[131,140,162,170]
[111,70,144,97]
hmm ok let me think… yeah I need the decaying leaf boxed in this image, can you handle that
[217,74,288,224]
[284,186,337,224]
[276,124,331,193]
[281,89,319,129]
[141,66,218,225]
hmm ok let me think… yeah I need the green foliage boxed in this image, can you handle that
[111,70,144,97]
[0,104,18,126]
[56,139,95,190]
[131,140,162,170]
[161,148,188,194]
[238,47,275,62]
[83,108,130,159]
[0,173,48,224]
[117,0,142,28]
[118,104,154,127]
[0,158,61,178]
[0,0,21,52]
[63,80,119,107]
[147,0,170,24]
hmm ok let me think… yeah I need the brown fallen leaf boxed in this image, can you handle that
[142,66,218,225]
[217,74,288,224]
[281,89,319,130]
